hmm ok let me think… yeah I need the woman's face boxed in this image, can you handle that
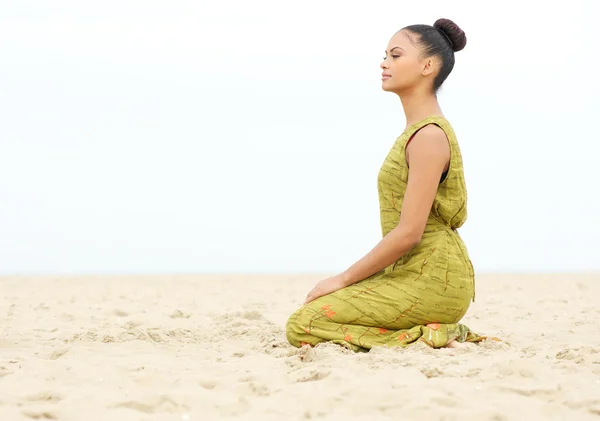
[380,30,435,94]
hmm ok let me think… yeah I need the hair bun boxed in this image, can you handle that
[433,18,466,52]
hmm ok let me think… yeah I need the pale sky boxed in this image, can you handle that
[1,0,598,275]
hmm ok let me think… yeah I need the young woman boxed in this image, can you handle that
[286,18,489,351]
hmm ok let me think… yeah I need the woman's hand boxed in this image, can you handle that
[304,274,348,304]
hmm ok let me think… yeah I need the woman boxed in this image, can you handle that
[286,18,490,352]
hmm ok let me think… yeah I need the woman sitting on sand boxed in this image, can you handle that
[286,18,489,352]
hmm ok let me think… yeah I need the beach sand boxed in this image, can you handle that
[1,273,599,421]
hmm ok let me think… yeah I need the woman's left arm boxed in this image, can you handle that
[340,125,450,285]
[304,125,450,304]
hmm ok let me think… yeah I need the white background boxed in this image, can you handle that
[1,0,598,275]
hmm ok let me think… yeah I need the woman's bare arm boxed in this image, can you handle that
[339,125,450,286]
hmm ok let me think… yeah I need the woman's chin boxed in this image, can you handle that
[381,79,394,92]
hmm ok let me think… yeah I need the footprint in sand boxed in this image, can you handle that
[293,368,331,382]
[199,380,219,390]
[498,384,561,398]
[556,346,598,364]
[240,310,263,320]
[18,391,62,419]
[22,410,58,420]
[0,360,21,378]
[111,396,189,414]
[25,392,63,403]
[114,309,129,317]
[169,309,191,319]
[237,377,272,397]
[48,348,70,360]
[421,367,444,378]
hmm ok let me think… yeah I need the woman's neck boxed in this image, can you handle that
[399,89,443,130]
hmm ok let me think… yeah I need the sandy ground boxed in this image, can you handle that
[1,273,599,421]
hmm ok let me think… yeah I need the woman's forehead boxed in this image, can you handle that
[387,30,418,51]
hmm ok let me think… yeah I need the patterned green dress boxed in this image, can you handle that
[286,116,488,351]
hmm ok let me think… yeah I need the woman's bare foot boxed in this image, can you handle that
[445,339,468,349]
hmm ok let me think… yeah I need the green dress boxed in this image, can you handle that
[286,116,489,352]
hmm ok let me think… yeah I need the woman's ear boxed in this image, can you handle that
[421,57,436,76]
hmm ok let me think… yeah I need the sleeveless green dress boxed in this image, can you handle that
[286,116,488,352]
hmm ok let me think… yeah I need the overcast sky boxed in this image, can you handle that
[1,0,598,275]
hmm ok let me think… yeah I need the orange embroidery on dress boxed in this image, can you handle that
[398,332,409,341]
[344,334,352,342]
[324,310,336,318]
[321,304,331,310]
[379,328,388,334]
[427,323,441,330]
[303,327,310,333]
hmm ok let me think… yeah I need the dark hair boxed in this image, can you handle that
[402,18,467,92]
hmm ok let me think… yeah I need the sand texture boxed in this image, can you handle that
[1,273,599,421]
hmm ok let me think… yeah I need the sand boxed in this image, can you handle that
[1,273,599,421]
